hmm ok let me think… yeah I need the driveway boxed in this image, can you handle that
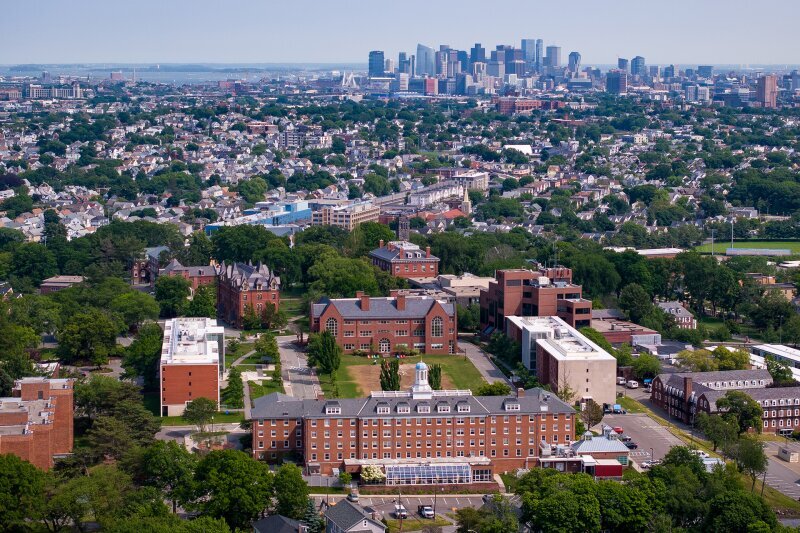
[312,493,485,523]
[458,338,512,386]
[278,335,321,399]
[762,441,800,499]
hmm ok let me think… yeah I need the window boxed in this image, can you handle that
[431,317,443,337]
[379,339,391,353]
[325,317,338,336]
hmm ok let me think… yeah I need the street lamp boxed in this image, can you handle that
[433,486,443,519]
[650,447,654,461]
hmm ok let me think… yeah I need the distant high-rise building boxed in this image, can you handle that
[791,70,800,91]
[41,71,52,83]
[535,39,543,70]
[697,65,714,78]
[617,58,629,72]
[416,44,435,77]
[470,43,486,64]
[544,46,561,67]
[457,50,469,73]
[398,52,411,74]
[384,58,395,74]
[606,70,628,95]
[685,85,698,101]
[697,86,711,102]
[521,39,536,66]
[756,74,778,108]
[663,64,676,79]
[368,51,385,77]
[568,52,581,73]
[649,65,660,78]
[631,56,646,78]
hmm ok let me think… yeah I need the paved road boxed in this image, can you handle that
[278,335,321,399]
[599,413,684,462]
[458,338,512,386]
[312,493,485,521]
[763,441,800,499]
[156,422,244,445]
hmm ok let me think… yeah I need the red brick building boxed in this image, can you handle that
[0,377,74,470]
[310,291,457,355]
[217,262,281,328]
[250,363,576,480]
[368,240,440,280]
[159,318,225,416]
[160,259,218,292]
[479,267,592,336]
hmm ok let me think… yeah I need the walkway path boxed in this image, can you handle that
[278,335,321,399]
[458,337,513,386]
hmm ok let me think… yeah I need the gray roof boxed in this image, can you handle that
[368,245,438,263]
[324,500,385,532]
[572,433,631,454]
[250,388,575,421]
[656,369,772,393]
[311,296,454,320]
[252,515,302,533]
[656,301,695,319]
[701,385,800,411]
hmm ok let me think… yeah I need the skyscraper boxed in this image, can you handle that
[544,46,561,67]
[568,52,581,73]
[535,40,543,70]
[756,75,778,108]
[470,43,486,64]
[697,65,714,78]
[521,39,536,66]
[368,51,385,77]
[416,44,435,77]
[617,58,629,72]
[606,70,628,95]
[663,64,676,79]
[631,56,646,78]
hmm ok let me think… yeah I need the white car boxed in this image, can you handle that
[626,380,639,389]
[394,504,408,519]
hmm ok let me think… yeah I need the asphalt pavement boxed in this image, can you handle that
[599,413,684,462]
[278,335,321,399]
[312,493,485,520]
[458,338,513,386]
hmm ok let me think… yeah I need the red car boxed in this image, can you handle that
[612,426,624,435]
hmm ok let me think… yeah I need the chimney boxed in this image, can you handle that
[426,246,431,258]
[396,293,406,311]
[379,239,384,249]
[359,292,370,311]
[516,387,525,398]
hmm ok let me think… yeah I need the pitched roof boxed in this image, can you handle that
[324,500,385,532]
[252,515,302,533]
[311,296,454,320]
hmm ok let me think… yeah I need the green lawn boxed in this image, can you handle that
[500,473,519,493]
[385,516,452,533]
[694,240,800,254]
[224,342,254,368]
[318,353,487,399]
[281,298,304,317]
[249,379,284,402]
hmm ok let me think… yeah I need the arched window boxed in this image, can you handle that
[325,318,338,336]
[379,338,391,353]
[431,317,443,337]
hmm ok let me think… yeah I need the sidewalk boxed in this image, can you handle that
[458,337,513,386]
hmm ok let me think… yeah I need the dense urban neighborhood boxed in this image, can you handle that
[3,34,800,533]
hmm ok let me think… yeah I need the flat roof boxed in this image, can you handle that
[508,315,616,362]
[161,317,224,366]
[752,344,800,361]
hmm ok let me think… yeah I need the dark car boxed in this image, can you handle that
[625,441,639,449]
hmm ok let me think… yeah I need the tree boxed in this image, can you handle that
[595,480,653,532]
[474,381,512,396]
[0,453,45,529]
[527,490,601,533]
[307,331,341,378]
[380,359,400,391]
[104,515,231,533]
[273,463,308,520]
[631,353,661,380]
[618,283,652,323]
[338,471,352,488]
[457,304,479,332]
[52,465,138,530]
[303,498,325,533]
[731,436,769,492]
[696,412,738,452]
[75,375,143,419]
[711,346,749,371]
[307,256,379,297]
[716,390,763,434]
[261,302,287,331]
[581,400,604,430]
[185,285,217,318]
[123,322,164,389]
[360,464,385,483]
[10,242,58,287]
[223,367,244,408]
[85,401,160,462]
[111,291,159,332]
[57,308,122,366]
[154,276,191,318]
[134,441,197,513]
[241,304,262,330]
[766,355,795,386]
[182,397,218,433]
[429,363,442,390]
[703,491,776,531]
[675,349,718,372]
[254,333,280,362]
[191,450,274,530]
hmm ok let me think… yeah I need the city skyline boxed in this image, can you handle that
[3,0,800,66]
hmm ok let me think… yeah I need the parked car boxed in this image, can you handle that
[612,404,626,414]
[418,505,434,519]
[625,441,639,449]
[690,449,710,459]
[619,434,633,443]
[626,380,639,389]
[347,490,359,502]
[617,377,627,385]
[482,494,494,503]
[612,426,624,435]
[394,504,408,519]
[603,403,613,414]
[641,460,663,469]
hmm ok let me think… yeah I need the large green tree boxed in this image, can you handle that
[716,390,763,434]
[273,463,308,520]
[111,291,160,332]
[182,397,218,433]
[307,331,342,378]
[57,308,123,366]
[191,450,274,530]
[154,276,191,318]
[122,322,164,389]
[0,453,45,530]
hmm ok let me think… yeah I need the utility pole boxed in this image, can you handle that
[710,229,716,256]
[731,220,734,250]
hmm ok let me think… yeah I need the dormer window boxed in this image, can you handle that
[437,404,450,413]
[504,400,521,411]
[397,404,410,414]
[325,401,341,415]
[417,404,430,414]
[377,403,390,415]
[457,403,470,413]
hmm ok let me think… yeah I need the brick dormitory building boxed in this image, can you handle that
[0,377,74,469]
[250,362,579,483]
[217,262,281,328]
[651,368,800,434]
[310,291,457,355]
[479,266,592,337]
[368,240,440,279]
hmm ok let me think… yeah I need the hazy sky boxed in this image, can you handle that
[3,0,799,66]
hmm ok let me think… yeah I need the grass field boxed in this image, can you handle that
[224,342,254,368]
[385,516,452,533]
[249,379,284,402]
[318,353,487,399]
[694,240,800,254]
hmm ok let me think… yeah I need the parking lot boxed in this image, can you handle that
[599,413,684,462]
[312,493,485,520]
